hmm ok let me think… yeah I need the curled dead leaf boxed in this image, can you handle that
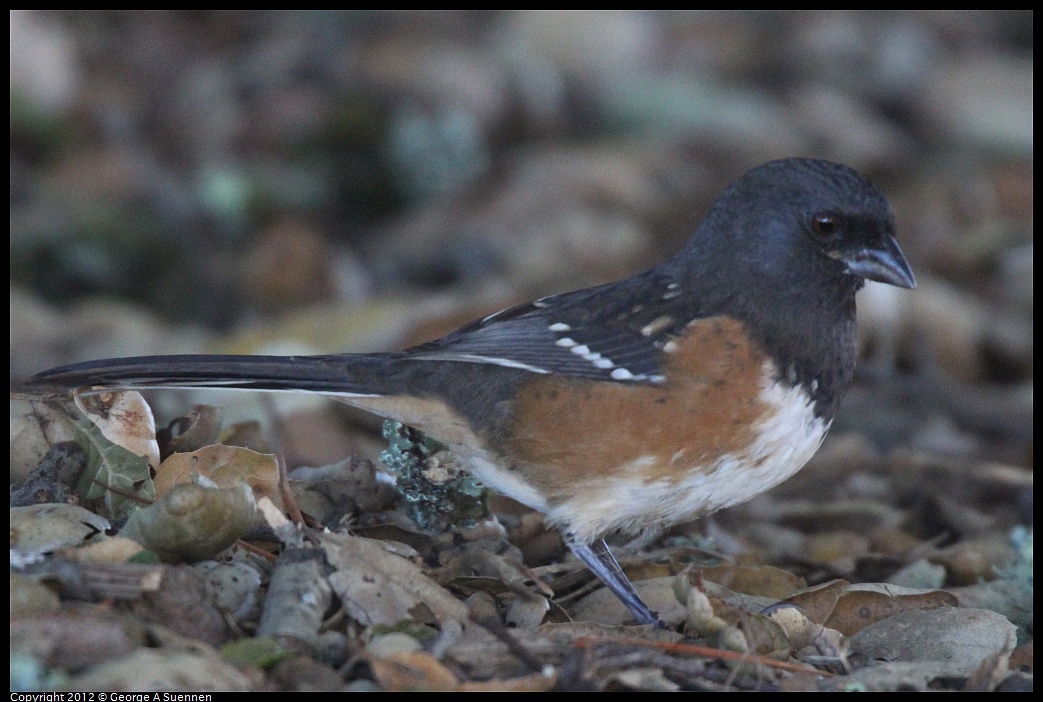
[154,444,281,509]
[120,479,257,562]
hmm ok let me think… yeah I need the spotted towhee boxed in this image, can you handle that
[27,158,916,627]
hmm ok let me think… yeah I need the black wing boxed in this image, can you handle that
[404,270,705,383]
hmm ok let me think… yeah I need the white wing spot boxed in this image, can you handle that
[556,337,577,348]
[640,315,674,337]
[662,282,682,300]
[549,322,571,332]
[610,368,635,380]
[568,344,618,370]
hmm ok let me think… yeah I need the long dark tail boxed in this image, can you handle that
[26,353,392,396]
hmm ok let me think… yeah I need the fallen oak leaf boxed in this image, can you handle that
[154,444,281,510]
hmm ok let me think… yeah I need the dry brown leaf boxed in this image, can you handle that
[322,532,470,626]
[698,563,806,599]
[366,651,461,692]
[825,584,959,636]
[779,579,850,625]
[154,444,281,509]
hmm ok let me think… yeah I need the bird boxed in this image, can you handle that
[27,157,916,627]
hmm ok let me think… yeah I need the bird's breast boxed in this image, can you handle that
[501,317,830,541]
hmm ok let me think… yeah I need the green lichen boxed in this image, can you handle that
[380,420,488,531]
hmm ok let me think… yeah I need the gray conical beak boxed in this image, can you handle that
[845,234,917,289]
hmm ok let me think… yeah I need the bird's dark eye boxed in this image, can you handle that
[811,213,840,236]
